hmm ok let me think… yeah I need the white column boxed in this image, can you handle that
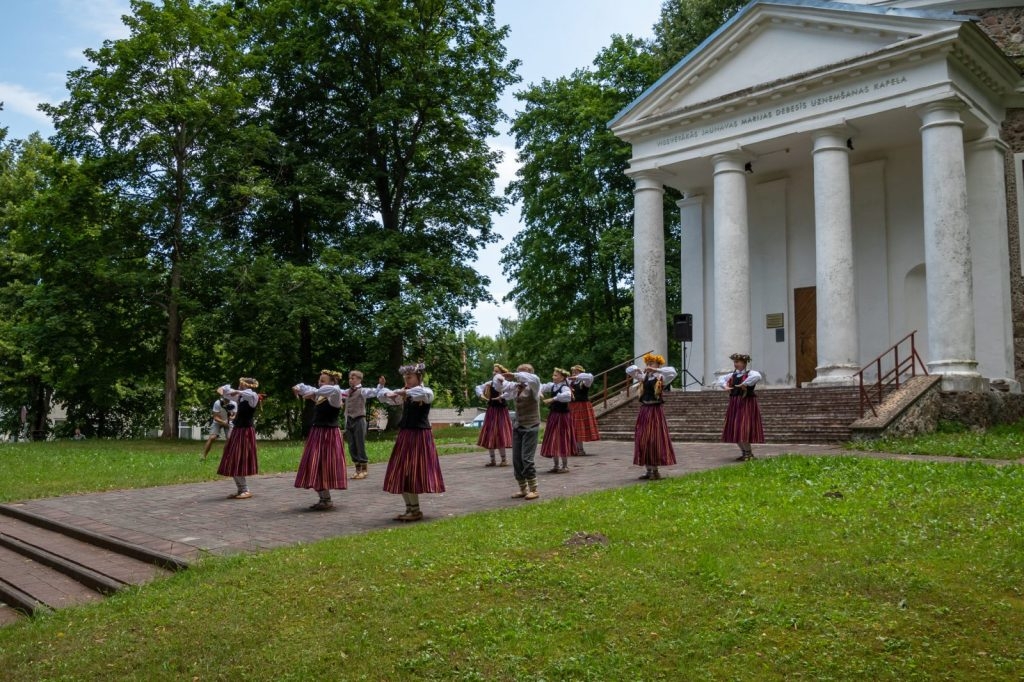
[918,101,982,391]
[678,194,705,389]
[712,152,751,376]
[965,136,1018,389]
[632,172,668,361]
[811,128,859,385]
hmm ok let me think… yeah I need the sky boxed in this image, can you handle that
[0,0,665,334]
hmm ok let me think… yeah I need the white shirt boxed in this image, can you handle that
[219,384,259,408]
[625,365,678,384]
[501,371,540,400]
[378,385,434,406]
[568,372,594,388]
[717,369,762,389]
[475,373,506,399]
[293,383,345,407]
[540,382,572,402]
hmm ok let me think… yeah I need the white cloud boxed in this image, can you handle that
[0,82,53,124]
[59,0,131,41]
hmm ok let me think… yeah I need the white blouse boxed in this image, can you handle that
[293,383,345,408]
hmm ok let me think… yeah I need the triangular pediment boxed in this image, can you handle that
[611,0,969,132]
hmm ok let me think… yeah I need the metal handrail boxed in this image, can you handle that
[590,351,654,410]
[853,331,928,418]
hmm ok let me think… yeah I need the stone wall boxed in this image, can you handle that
[939,390,1024,428]
[1001,109,1024,386]
[972,8,1024,68]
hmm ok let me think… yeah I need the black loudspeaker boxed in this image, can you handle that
[672,313,693,343]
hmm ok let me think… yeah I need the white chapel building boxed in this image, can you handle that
[611,0,1024,392]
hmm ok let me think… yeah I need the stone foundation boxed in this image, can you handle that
[939,390,1024,428]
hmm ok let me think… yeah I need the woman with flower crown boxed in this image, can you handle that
[567,364,600,455]
[474,363,513,467]
[377,362,445,522]
[217,377,263,499]
[625,353,678,480]
[292,369,348,510]
[539,367,577,473]
[717,352,764,461]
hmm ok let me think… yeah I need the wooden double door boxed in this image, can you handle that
[794,286,817,387]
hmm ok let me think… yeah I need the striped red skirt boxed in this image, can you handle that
[217,426,259,477]
[540,410,577,458]
[721,395,765,443]
[569,401,600,442]
[382,428,446,494]
[477,405,512,449]
[294,425,348,490]
[633,404,677,467]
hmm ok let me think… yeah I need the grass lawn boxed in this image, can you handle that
[1,456,1023,680]
[0,426,486,503]
[848,418,1024,460]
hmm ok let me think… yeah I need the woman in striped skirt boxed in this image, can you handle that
[568,364,600,455]
[475,364,513,466]
[540,368,577,473]
[292,370,348,510]
[718,353,764,461]
[625,354,677,480]
[217,377,262,499]
[379,362,445,521]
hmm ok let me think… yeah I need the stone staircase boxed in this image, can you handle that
[0,505,187,625]
[597,386,864,443]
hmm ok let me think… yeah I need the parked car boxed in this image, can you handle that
[463,413,486,428]
[463,411,517,428]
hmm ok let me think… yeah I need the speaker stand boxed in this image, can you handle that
[681,342,703,390]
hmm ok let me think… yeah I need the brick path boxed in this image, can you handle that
[2,441,1003,564]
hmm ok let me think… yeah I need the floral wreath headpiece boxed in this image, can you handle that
[729,353,751,364]
[553,367,570,377]
[320,369,344,381]
[571,364,585,373]
[239,377,259,389]
[399,362,426,376]
[642,353,666,366]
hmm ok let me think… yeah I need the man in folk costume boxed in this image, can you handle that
[718,353,765,461]
[625,353,678,480]
[540,367,577,473]
[474,364,513,467]
[344,370,386,480]
[568,364,600,455]
[378,363,445,522]
[201,392,235,461]
[217,377,262,499]
[292,370,348,510]
[501,364,542,500]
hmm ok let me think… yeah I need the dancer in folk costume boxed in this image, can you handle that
[568,364,600,455]
[501,364,542,500]
[718,353,765,461]
[378,363,445,521]
[201,393,235,460]
[292,370,348,510]
[475,364,513,467]
[344,370,386,480]
[625,353,677,480]
[217,377,263,499]
[540,367,577,473]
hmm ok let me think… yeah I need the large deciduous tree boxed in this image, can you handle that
[42,0,258,438]
[503,36,675,374]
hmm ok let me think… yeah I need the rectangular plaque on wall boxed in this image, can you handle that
[765,313,784,329]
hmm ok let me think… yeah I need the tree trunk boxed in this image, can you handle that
[160,259,182,439]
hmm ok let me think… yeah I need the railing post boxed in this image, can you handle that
[894,344,901,390]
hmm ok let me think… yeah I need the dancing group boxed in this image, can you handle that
[207,350,764,522]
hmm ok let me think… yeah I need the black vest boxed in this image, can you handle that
[572,381,590,403]
[313,398,341,427]
[398,397,431,430]
[234,399,256,428]
[483,384,506,408]
[548,383,570,413]
[639,375,663,405]
[729,372,755,397]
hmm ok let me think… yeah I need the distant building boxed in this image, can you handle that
[611,0,1024,392]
